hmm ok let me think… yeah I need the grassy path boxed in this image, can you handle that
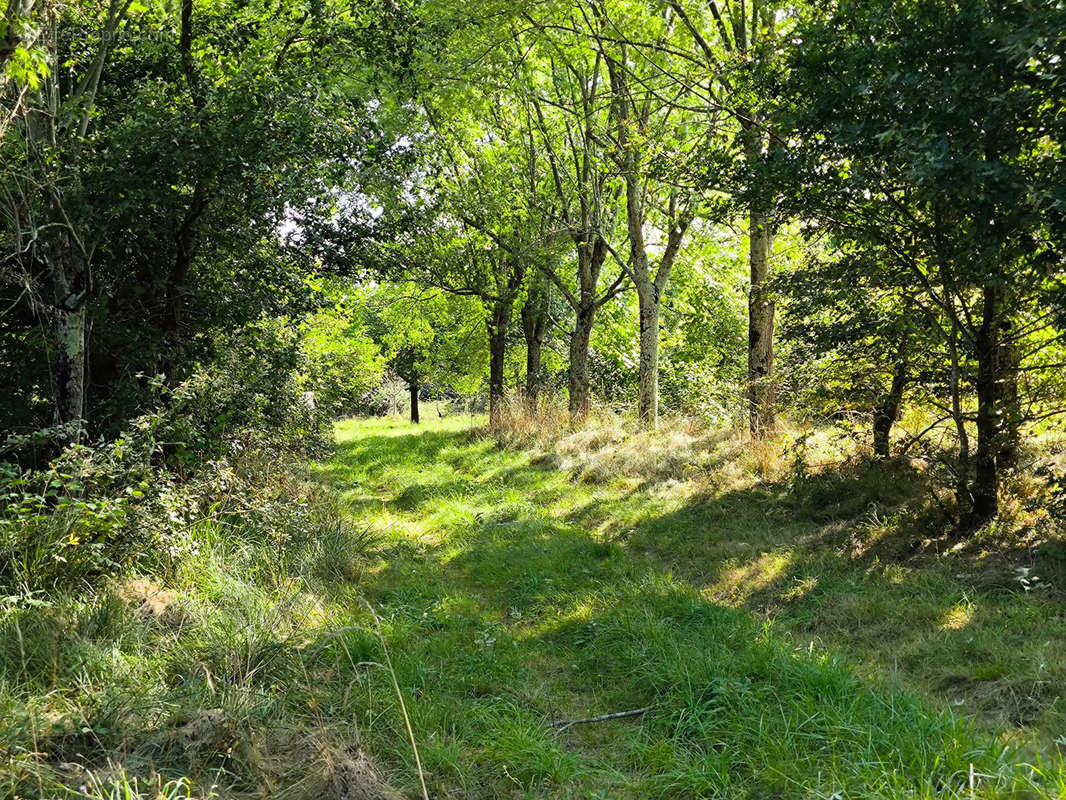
[316,416,1064,799]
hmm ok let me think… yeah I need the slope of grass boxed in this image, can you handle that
[313,415,1066,798]
[2,414,1064,798]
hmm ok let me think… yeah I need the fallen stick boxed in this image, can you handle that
[548,705,656,734]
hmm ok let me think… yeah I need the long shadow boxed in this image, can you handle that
[621,463,1066,736]
[321,425,1062,795]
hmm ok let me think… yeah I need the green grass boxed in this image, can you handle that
[313,415,1066,798]
[2,414,1065,798]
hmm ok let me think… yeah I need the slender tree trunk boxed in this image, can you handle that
[488,318,508,428]
[409,382,419,424]
[637,286,660,428]
[524,332,543,409]
[521,283,547,410]
[748,205,775,435]
[972,286,1001,522]
[566,237,607,425]
[164,184,209,334]
[488,296,511,433]
[523,319,544,411]
[55,304,87,427]
[569,303,595,423]
[997,330,1020,471]
[873,354,907,458]
[44,220,90,432]
[947,312,971,513]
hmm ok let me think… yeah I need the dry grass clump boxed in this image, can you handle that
[496,399,871,492]
[488,396,571,445]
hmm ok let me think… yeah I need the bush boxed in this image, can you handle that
[0,348,337,604]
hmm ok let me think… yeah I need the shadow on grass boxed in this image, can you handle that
[334,420,1066,745]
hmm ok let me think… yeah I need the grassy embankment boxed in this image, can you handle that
[3,413,1065,798]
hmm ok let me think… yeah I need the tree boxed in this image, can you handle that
[780,244,937,458]
[521,15,631,422]
[357,283,485,424]
[593,9,706,427]
[1,0,389,434]
[520,269,551,408]
[668,0,798,434]
[781,0,1066,523]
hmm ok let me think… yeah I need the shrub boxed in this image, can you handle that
[0,352,337,603]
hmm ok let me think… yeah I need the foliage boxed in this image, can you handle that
[0,322,338,602]
[299,288,386,414]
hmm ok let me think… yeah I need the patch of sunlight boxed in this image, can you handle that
[882,563,909,584]
[704,549,795,605]
[939,602,975,631]
[779,575,818,603]
[376,516,423,542]
[437,545,465,565]
[517,596,601,641]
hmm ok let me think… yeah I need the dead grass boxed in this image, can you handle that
[495,397,873,494]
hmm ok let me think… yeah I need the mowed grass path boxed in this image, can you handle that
[317,416,1065,799]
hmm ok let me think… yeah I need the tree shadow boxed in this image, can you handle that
[621,459,1066,736]
[328,421,1066,742]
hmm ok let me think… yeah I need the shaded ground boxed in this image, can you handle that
[312,416,1066,798]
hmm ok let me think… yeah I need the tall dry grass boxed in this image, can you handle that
[485,394,877,492]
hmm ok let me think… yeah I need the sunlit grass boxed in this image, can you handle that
[2,414,1065,798]
[317,415,1066,797]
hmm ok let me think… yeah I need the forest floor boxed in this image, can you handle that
[315,415,1066,798]
[6,414,1066,799]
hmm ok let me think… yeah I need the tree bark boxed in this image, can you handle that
[872,354,907,458]
[996,328,1020,471]
[946,311,972,513]
[42,216,90,432]
[637,286,661,427]
[972,286,1002,522]
[564,235,609,425]
[748,205,775,436]
[164,183,209,335]
[55,305,87,427]
[521,285,547,410]
[487,301,509,429]
[409,382,419,424]
[569,303,595,422]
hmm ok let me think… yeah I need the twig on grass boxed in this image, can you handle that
[549,705,656,734]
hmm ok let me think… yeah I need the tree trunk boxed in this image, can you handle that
[872,354,907,458]
[524,331,543,410]
[997,330,1020,471]
[972,286,1001,523]
[487,294,513,429]
[55,304,87,428]
[748,205,775,436]
[946,312,972,513]
[569,303,595,423]
[488,323,507,429]
[637,286,660,428]
[521,284,547,410]
[409,382,419,424]
[43,219,90,433]
[523,318,544,410]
